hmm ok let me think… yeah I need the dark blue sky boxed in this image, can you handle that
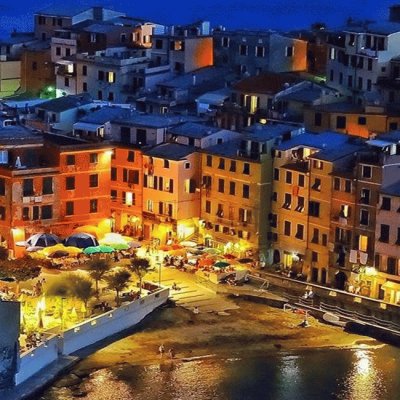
[0,0,396,36]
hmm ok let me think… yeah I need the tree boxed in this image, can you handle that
[68,274,94,315]
[87,257,111,298]
[129,257,151,295]
[105,269,131,305]
[0,256,41,294]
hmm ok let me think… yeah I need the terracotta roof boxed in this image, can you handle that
[233,73,299,94]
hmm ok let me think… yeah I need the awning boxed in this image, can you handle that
[382,280,400,290]
[73,122,102,132]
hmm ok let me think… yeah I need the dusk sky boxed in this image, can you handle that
[0,0,397,36]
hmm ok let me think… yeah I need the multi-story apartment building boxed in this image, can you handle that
[213,29,307,76]
[142,143,200,243]
[304,102,400,137]
[34,5,125,41]
[55,47,150,101]
[375,183,400,304]
[200,123,302,258]
[151,21,213,74]
[326,6,400,103]
[270,132,349,278]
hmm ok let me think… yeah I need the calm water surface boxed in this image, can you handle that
[40,345,400,400]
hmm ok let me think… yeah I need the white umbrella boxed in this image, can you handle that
[180,241,197,248]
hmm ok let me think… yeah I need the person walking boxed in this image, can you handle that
[159,344,165,357]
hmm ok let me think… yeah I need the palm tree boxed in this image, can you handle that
[129,257,151,295]
[105,269,131,305]
[68,274,94,316]
[87,257,111,298]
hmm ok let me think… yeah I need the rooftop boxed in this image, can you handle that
[37,94,93,113]
[79,106,133,125]
[168,122,220,139]
[144,143,196,160]
[242,122,301,142]
[310,142,365,162]
[275,131,349,151]
[381,182,400,197]
[0,125,42,144]
[35,5,92,17]
[344,21,400,36]
[114,114,185,129]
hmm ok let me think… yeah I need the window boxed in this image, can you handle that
[284,221,291,236]
[107,72,116,83]
[205,200,211,213]
[334,177,340,191]
[340,204,350,218]
[111,167,117,181]
[41,205,52,219]
[120,33,126,43]
[255,46,264,57]
[243,163,250,175]
[89,174,99,188]
[22,207,29,221]
[98,70,105,81]
[108,92,114,102]
[218,158,225,169]
[111,190,117,201]
[295,196,304,212]
[379,224,390,243]
[345,180,352,193]
[56,47,61,56]
[239,44,248,55]
[23,179,34,196]
[155,39,163,49]
[285,46,293,57]
[64,77,69,87]
[229,182,235,195]
[322,234,327,246]
[273,168,280,181]
[32,206,39,220]
[298,174,305,187]
[66,177,75,190]
[336,116,346,129]
[347,75,353,88]
[309,201,320,217]
[313,160,323,170]
[82,82,87,92]
[221,37,229,47]
[396,227,400,245]
[312,178,321,191]
[147,200,153,212]
[90,153,98,164]
[66,155,75,165]
[283,193,292,209]
[32,62,37,71]
[230,160,236,172]
[360,188,370,204]
[90,33,97,43]
[272,192,277,202]
[360,209,369,226]
[312,251,318,263]
[42,177,53,195]
[285,171,292,184]
[66,201,74,216]
[82,65,87,76]
[362,165,372,178]
[218,179,225,193]
[90,199,98,213]
[120,126,130,144]
[358,116,366,125]
[295,224,304,240]
[381,196,391,210]
[0,178,4,196]
[387,257,397,275]
[185,162,191,169]
[206,155,212,167]
[127,151,135,162]
[242,184,250,199]
[312,228,319,244]
[0,206,5,220]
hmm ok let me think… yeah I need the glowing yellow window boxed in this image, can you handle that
[359,235,368,252]
[107,72,116,83]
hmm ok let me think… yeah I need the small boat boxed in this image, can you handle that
[323,312,347,327]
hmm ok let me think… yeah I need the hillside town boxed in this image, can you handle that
[0,5,399,305]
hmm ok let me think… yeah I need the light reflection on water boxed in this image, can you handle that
[40,346,400,400]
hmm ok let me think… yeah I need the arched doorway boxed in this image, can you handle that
[335,271,347,290]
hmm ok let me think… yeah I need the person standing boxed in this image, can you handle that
[159,344,165,357]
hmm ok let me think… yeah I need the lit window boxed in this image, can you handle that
[107,72,116,83]
[359,235,368,252]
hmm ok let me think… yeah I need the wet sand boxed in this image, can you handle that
[73,297,376,373]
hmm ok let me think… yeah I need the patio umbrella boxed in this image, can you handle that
[26,233,61,248]
[214,261,230,268]
[26,246,44,252]
[159,244,172,251]
[198,258,214,267]
[64,246,83,255]
[98,245,115,253]
[106,242,130,251]
[204,248,222,255]
[172,244,183,250]
[73,225,102,239]
[129,241,141,249]
[180,241,197,248]
[83,246,100,255]
[64,233,99,249]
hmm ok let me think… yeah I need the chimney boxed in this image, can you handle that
[389,5,400,22]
